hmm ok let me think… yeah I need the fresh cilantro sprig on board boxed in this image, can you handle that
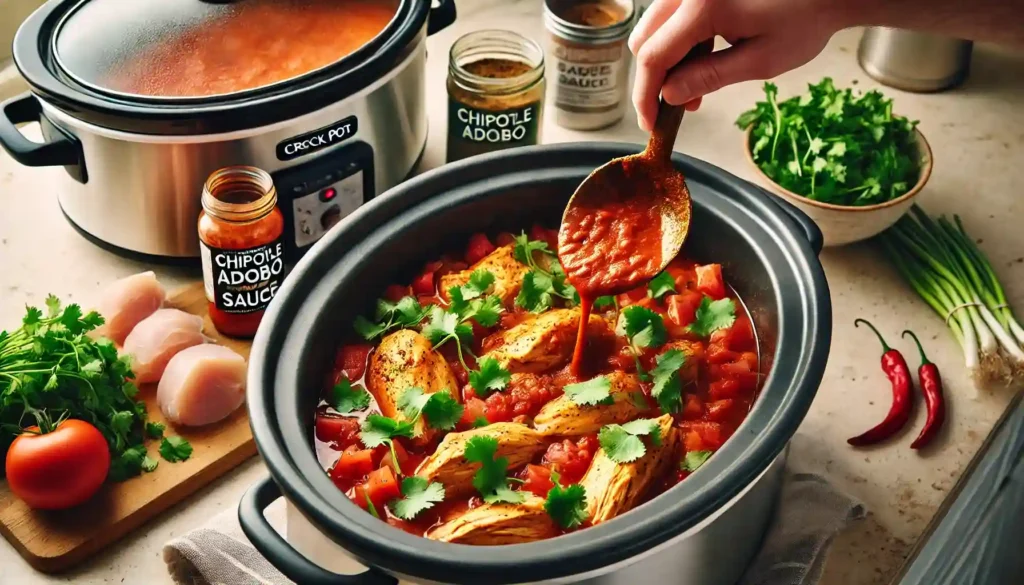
[389,476,446,520]
[354,296,429,341]
[737,79,920,205]
[598,419,663,464]
[0,295,177,481]
[687,296,736,338]
[464,435,525,504]
[544,471,588,529]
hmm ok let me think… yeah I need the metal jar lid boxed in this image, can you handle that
[52,0,399,101]
[543,0,635,43]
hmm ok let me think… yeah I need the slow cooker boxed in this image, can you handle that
[0,0,456,261]
[239,143,832,584]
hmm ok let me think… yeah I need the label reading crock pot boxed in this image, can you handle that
[446,101,541,162]
[276,116,359,161]
[201,240,285,314]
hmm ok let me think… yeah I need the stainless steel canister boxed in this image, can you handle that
[858,27,973,92]
[543,0,635,130]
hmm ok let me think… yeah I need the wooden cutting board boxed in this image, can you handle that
[0,283,258,573]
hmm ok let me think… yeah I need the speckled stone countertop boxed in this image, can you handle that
[2,1,1024,582]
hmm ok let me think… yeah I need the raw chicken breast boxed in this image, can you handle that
[91,272,166,344]
[158,344,247,427]
[123,309,205,384]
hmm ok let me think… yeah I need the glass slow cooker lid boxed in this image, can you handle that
[53,0,400,100]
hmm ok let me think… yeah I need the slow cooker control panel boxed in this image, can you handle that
[273,141,375,264]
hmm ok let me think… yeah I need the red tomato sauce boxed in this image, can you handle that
[313,226,761,539]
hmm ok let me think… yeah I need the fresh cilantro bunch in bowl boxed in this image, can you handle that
[737,78,932,247]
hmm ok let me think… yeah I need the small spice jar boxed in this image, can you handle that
[544,0,636,130]
[198,166,285,339]
[446,30,546,163]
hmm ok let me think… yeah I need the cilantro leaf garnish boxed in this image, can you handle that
[469,357,511,396]
[145,422,166,439]
[397,387,464,431]
[354,295,428,340]
[512,232,554,267]
[422,306,473,348]
[512,232,579,311]
[389,477,446,520]
[448,270,501,327]
[464,435,522,503]
[563,376,613,406]
[472,416,490,428]
[462,270,495,300]
[617,305,667,349]
[648,272,677,299]
[516,271,555,313]
[650,349,686,414]
[159,436,193,462]
[331,378,372,414]
[687,296,736,337]
[360,414,416,448]
[598,419,662,464]
[544,478,588,529]
[593,295,617,309]
[736,79,919,205]
[683,450,713,472]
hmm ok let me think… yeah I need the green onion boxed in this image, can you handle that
[880,205,1024,389]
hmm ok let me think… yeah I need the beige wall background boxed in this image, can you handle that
[0,0,42,100]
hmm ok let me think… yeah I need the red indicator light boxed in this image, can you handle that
[322,187,337,200]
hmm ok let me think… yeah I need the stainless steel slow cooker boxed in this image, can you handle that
[239,143,832,585]
[0,0,456,261]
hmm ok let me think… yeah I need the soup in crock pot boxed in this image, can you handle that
[107,0,397,98]
[314,226,760,543]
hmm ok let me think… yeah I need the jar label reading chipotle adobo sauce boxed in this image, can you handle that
[200,240,285,314]
[447,101,541,154]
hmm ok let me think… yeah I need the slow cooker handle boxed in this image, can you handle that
[758,188,824,254]
[239,476,399,585]
[427,0,457,35]
[0,93,81,169]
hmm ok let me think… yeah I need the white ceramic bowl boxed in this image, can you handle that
[743,127,933,247]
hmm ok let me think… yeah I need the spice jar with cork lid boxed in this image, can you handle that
[446,30,546,162]
[544,0,635,130]
[198,166,285,339]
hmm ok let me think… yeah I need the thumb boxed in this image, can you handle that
[661,38,772,105]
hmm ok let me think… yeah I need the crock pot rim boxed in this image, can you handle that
[12,0,429,136]
[247,142,831,584]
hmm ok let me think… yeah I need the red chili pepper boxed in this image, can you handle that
[847,319,914,447]
[902,330,945,450]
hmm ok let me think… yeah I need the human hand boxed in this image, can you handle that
[629,0,848,131]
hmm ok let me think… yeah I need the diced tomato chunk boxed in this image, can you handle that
[363,466,402,511]
[695,264,726,299]
[734,371,760,392]
[666,290,703,328]
[383,284,410,302]
[522,464,555,498]
[495,232,516,247]
[460,397,488,428]
[331,446,376,484]
[411,270,436,297]
[465,233,497,265]
[706,343,739,364]
[350,484,370,510]
[542,436,598,484]
[684,431,705,452]
[682,394,703,420]
[315,413,362,450]
[484,392,513,423]
[681,422,724,450]
[335,344,373,381]
[708,378,741,400]
[375,440,410,475]
[617,287,648,307]
[727,319,756,351]
[705,399,736,422]
[717,361,751,377]
[739,351,759,371]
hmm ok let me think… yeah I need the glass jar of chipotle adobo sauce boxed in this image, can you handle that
[198,166,285,338]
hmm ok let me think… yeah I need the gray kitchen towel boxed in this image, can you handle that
[164,471,864,585]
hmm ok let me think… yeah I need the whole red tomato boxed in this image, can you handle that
[5,419,111,510]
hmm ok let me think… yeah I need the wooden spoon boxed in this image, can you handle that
[558,40,714,299]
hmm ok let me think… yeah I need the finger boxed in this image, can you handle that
[633,2,710,131]
[684,97,703,111]
[661,38,772,105]
[628,0,682,55]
